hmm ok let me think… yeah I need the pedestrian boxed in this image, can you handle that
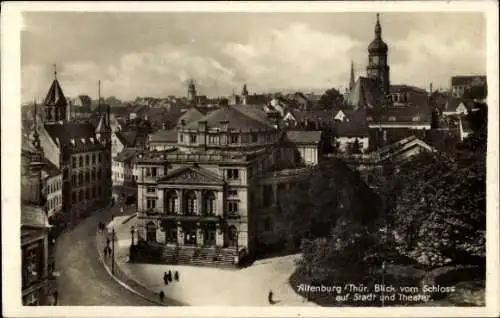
[268,290,274,305]
[159,290,165,302]
[53,291,59,305]
[174,270,179,281]
[163,272,168,285]
[167,270,173,282]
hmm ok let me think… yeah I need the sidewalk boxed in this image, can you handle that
[96,218,184,306]
[105,215,317,306]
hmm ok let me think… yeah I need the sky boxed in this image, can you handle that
[21,12,486,103]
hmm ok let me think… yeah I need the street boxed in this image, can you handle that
[54,205,155,306]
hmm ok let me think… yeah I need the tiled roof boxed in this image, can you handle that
[451,75,486,86]
[177,107,206,126]
[333,110,370,137]
[286,130,322,144]
[346,77,386,109]
[232,104,274,127]
[149,129,178,143]
[114,130,149,148]
[42,158,61,178]
[114,147,145,163]
[184,105,275,132]
[288,109,337,124]
[43,79,67,107]
[44,122,103,150]
[367,106,430,123]
[21,204,50,228]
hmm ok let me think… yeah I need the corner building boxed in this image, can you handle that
[135,104,316,266]
[34,71,112,223]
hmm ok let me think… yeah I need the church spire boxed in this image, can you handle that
[375,13,382,39]
[53,63,58,79]
[349,61,355,91]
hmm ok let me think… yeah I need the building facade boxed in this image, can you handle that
[133,104,317,266]
[33,69,112,223]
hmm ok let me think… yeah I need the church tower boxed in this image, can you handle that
[241,84,249,105]
[95,80,111,147]
[42,65,68,125]
[366,13,390,96]
[25,100,46,205]
[349,61,356,91]
[187,79,197,104]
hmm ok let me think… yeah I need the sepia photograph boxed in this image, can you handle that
[2,1,499,317]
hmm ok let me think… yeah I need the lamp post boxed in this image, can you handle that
[130,225,136,246]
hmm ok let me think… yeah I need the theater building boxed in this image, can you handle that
[133,104,317,266]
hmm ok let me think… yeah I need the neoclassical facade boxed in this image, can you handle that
[134,104,315,266]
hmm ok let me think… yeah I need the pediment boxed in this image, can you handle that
[159,166,225,185]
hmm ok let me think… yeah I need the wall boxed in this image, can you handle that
[45,175,63,218]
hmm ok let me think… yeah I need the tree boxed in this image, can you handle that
[388,140,486,267]
[463,85,487,100]
[317,88,344,109]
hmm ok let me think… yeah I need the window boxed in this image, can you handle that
[180,134,184,142]
[151,167,157,177]
[97,168,102,180]
[190,134,197,144]
[208,135,218,144]
[228,190,238,197]
[79,156,83,167]
[72,157,77,168]
[72,192,76,202]
[147,186,156,193]
[227,169,239,180]
[166,190,178,214]
[98,153,102,163]
[185,191,197,215]
[85,189,90,200]
[85,155,90,166]
[92,187,96,198]
[85,171,90,183]
[92,168,96,181]
[203,191,215,216]
[92,154,96,164]
[266,134,271,143]
[146,198,156,210]
[251,133,258,143]
[78,172,83,186]
[228,201,238,213]
[230,134,239,144]
[98,186,102,196]
[388,116,396,121]
[145,167,158,177]
[79,190,84,202]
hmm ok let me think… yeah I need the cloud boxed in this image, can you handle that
[21,21,485,103]
[390,31,486,89]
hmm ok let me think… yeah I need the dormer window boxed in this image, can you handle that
[81,138,86,144]
[190,134,197,144]
[70,138,75,146]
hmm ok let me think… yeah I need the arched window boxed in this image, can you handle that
[203,191,215,216]
[185,191,197,215]
[166,190,178,215]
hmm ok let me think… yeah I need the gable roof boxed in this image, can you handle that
[286,130,322,144]
[44,122,102,149]
[43,79,67,107]
[114,147,146,163]
[115,131,140,147]
[346,77,386,110]
[158,165,225,185]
